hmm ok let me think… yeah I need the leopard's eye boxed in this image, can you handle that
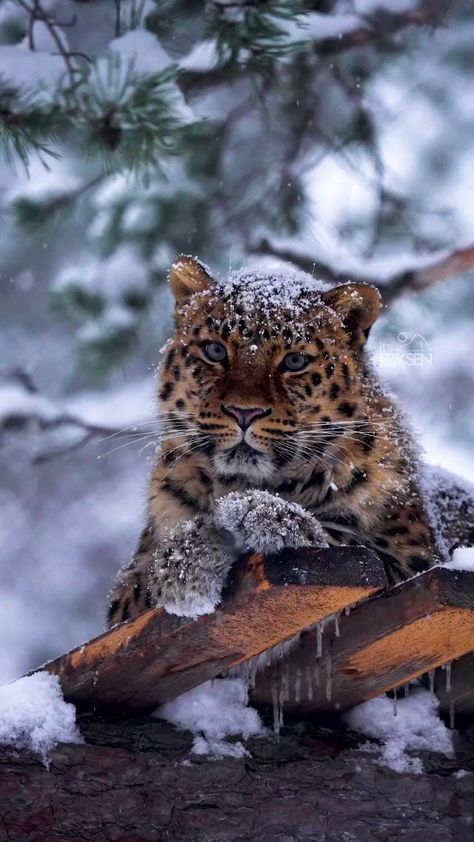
[204,342,228,363]
[283,352,309,372]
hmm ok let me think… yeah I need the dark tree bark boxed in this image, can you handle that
[1,713,473,841]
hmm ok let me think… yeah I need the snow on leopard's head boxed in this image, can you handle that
[159,256,381,484]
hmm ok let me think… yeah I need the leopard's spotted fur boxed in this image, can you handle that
[107,257,446,626]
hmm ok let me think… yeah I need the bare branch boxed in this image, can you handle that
[252,236,474,306]
[308,1,451,56]
[16,0,79,84]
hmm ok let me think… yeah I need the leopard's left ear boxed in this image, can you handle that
[322,282,381,345]
[169,255,214,304]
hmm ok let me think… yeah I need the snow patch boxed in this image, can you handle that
[0,45,64,90]
[219,265,328,316]
[0,673,82,762]
[0,385,59,426]
[179,39,221,73]
[110,30,173,75]
[445,546,474,572]
[344,688,453,774]
[154,678,265,759]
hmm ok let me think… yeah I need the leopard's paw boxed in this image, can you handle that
[214,489,328,555]
[150,515,233,618]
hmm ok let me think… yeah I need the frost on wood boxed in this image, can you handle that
[214,489,329,554]
[344,687,453,774]
[154,678,265,758]
[0,672,81,762]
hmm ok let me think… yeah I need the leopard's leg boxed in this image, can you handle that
[107,514,235,624]
[363,497,441,586]
[106,521,155,627]
[149,513,235,618]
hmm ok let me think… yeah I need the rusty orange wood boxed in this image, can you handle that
[40,546,385,711]
[251,567,474,714]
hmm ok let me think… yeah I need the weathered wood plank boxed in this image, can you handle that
[40,546,385,711]
[251,567,474,713]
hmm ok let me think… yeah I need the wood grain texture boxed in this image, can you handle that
[251,567,474,713]
[2,714,474,842]
[40,546,385,712]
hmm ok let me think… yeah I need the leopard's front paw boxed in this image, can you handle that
[214,489,328,555]
[150,515,233,618]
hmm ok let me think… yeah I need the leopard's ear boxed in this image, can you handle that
[169,256,214,304]
[322,282,381,345]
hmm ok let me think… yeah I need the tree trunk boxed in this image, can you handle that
[1,712,473,841]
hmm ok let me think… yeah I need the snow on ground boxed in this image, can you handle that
[445,547,474,572]
[344,687,453,774]
[0,672,81,762]
[154,678,265,759]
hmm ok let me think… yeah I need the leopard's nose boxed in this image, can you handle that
[222,404,270,430]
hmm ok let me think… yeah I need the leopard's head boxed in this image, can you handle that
[158,256,381,484]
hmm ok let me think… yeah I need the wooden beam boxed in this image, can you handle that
[40,546,385,711]
[251,567,474,713]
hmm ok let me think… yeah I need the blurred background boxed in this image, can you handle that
[0,0,473,682]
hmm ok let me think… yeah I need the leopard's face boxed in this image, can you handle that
[158,261,381,486]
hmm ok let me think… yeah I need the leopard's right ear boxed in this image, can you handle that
[169,256,214,304]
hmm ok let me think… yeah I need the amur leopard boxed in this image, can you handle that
[107,256,474,626]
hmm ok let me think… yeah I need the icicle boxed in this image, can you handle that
[314,665,320,687]
[278,670,285,730]
[392,688,398,717]
[284,659,291,702]
[445,662,452,694]
[344,605,351,617]
[295,668,302,704]
[271,673,280,742]
[449,700,455,730]
[404,683,410,698]
[316,622,324,658]
[325,652,332,702]
[334,613,340,638]
[428,669,435,695]
[249,655,259,689]
[306,666,313,702]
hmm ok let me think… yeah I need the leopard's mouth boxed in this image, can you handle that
[230,442,260,459]
[213,441,276,483]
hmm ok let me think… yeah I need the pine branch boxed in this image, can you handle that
[252,236,474,305]
[178,1,450,96]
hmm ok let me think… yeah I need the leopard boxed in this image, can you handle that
[107,255,474,627]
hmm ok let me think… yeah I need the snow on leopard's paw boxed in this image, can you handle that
[150,515,234,618]
[214,489,328,555]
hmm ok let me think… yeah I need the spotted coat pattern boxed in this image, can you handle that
[107,258,441,626]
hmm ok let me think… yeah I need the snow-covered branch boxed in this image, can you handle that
[0,369,154,463]
[252,237,474,305]
[179,1,448,95]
